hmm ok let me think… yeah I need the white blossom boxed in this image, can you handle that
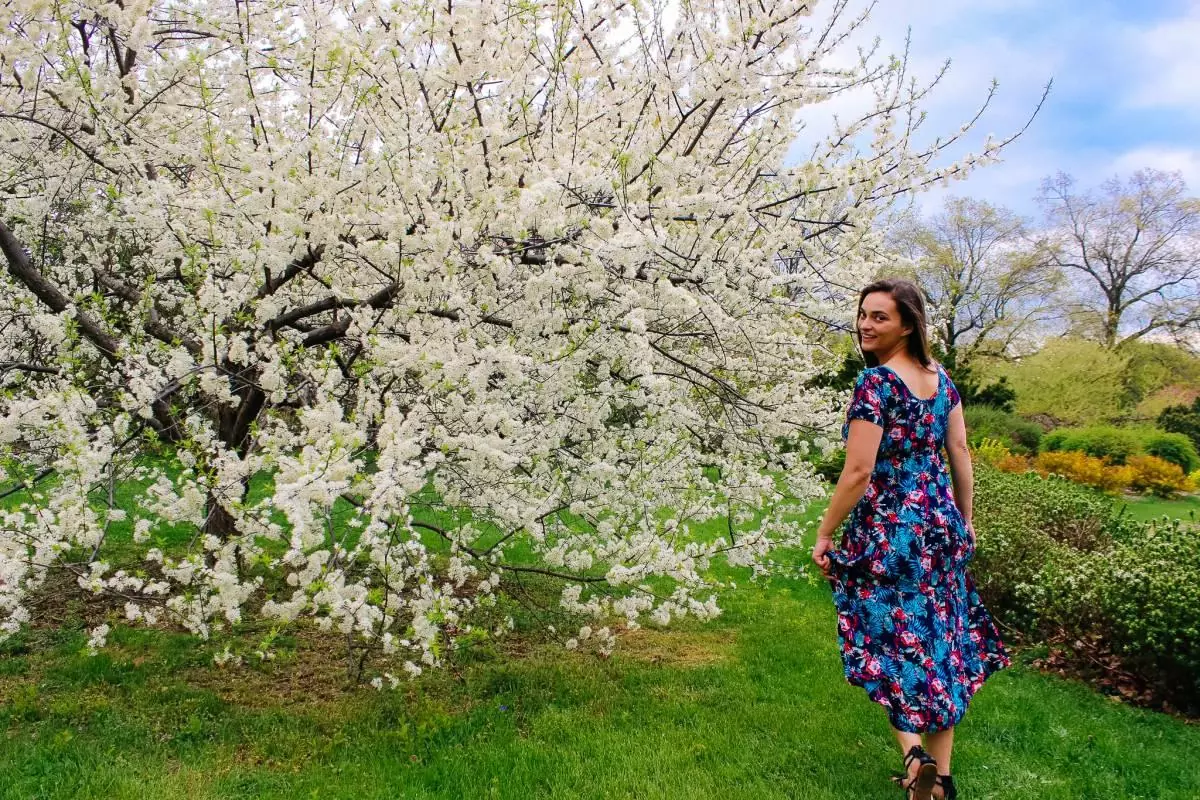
[0,0,1008,677]
[86,624,111,656]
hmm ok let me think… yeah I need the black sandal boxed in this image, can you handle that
[901,745,938,800]
[934,774,957,800]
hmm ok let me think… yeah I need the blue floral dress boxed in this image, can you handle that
[828,364,1009,733]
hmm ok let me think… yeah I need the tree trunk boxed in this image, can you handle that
[204,500,239,539]
[201,383,267,539]
[942,321,959,371]
[1103,304,1121,349]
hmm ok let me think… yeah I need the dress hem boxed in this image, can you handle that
[843,653,1012,733]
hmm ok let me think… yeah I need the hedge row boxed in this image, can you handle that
[1041,425,1200,472]
[963,405,1043,454]
[962,408,1200,475]
[977,437,1196,497]
[972,464,1200,712]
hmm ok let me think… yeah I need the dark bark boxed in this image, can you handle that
[0,218,121,361]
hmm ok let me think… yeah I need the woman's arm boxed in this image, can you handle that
[812,419,883,576]
[944,404,974,527]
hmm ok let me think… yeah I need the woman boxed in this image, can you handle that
[812,279,1009,800]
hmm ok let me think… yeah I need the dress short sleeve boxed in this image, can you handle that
[847,369,886,428]
[943,366,962,410]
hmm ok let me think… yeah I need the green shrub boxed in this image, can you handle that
[1158,396,1200,451]
[1038,425,1141,464]
[1039,429,1068,452]
[1034,521,1200,707]
[812,448,845,483]
[964,405,1043,454]
[1095,520,1200,704]
[975,465,1137,553]
[1142,431,1200,473]
[972,466,1136,624]
[973,463,1200,711]
[972,478,1058,627]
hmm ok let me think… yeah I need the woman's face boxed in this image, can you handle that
[857,291,912,356]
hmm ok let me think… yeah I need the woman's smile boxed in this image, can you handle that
[857,292,910,355]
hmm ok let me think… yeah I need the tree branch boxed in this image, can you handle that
[0,113,118,174]
[0,361,60,377]
[94,273,203,356]
[0,218,121,361]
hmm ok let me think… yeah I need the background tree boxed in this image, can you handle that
[1038,170,1200,348]
[1158,397,1200,454]
[990,338,1130,426]
[1118,340,1200,418]
[890,197,1058,410]
[894,197,1060,372]
[0,0,1016,673]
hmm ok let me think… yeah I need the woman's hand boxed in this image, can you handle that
[812,534,835,578]
[812,419,880,580]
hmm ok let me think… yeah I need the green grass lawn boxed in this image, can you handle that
[1117,493,1200,524]
[3,545,1199,799]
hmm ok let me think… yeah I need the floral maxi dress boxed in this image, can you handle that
[828,364,1009,733]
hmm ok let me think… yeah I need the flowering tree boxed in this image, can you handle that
[0,0,1008,677]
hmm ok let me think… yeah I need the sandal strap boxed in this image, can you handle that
[903,744,934,772]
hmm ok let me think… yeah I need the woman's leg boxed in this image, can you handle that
[892,726,924,777]
[925,726,954,776]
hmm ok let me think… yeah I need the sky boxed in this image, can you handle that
[795,0,1200,217]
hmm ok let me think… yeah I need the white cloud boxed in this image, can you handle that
[1111,146,1200,190]
[787,1,1200,215]
[1127,2,1200,111]
[790,0,1057,211]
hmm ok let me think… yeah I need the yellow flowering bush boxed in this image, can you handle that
[972,437,1013,466]
[1126,455,1195,498]
[996,453,1033,474]
[1033,450,1132,494]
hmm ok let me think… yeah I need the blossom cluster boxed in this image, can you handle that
[0,0,1000,676]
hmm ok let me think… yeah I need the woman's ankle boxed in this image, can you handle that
[933,774,956,800]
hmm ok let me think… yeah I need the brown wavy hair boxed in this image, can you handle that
[856,278,934,369]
